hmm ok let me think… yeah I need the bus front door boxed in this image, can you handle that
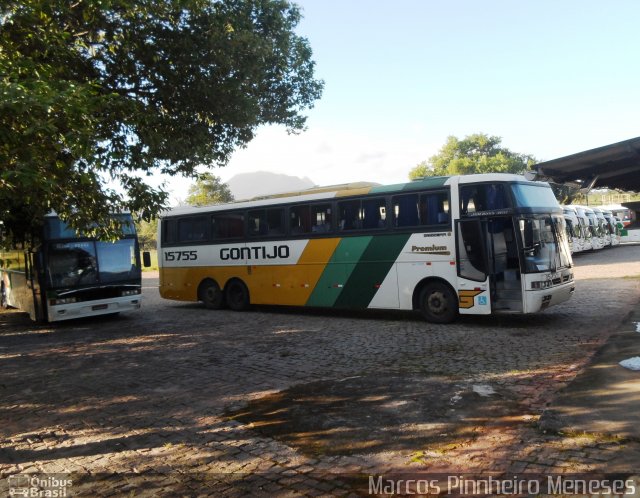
[456,219,491,315]
[486,217,523,312]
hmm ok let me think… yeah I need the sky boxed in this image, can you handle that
[165,0,640,202]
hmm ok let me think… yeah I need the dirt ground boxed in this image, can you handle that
[1,244,639,496]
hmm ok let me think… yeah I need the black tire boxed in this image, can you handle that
[418,281,458,324]
[198,280,223,310]
[225,279,250,311]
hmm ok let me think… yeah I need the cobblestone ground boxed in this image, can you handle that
[1,244,639,496]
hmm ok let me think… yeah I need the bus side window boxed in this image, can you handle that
[248,210,267,236]
[177,216,209,242]
[362,198,386,229]
[392,194,419,227]
[338,200,359,230]
[266,208,285,236]
[311,204,332,233]
[290,205,311,234]
[419,192,449,226]
[212,213,245,239]
[249,208,285,237]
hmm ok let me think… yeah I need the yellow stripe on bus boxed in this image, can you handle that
[159,238,342,305]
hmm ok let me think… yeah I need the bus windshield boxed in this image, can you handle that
[45,215,136,239]
[511,184,560,210]
[47,239,139,288]
[519,215,572,273]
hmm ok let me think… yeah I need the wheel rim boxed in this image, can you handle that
[204,287,218,304]
[427,290,447,315]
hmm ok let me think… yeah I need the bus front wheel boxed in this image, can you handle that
[225,279,250,311]
[419,281,457,324]
[198,280,223,310]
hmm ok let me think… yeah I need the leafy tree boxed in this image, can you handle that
[409,134,536,179]
[0,0,323,242]
[185,173,234,206]
[135,218,159,250]
[551,184,581,204]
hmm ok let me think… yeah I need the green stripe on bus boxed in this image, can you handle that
[333,233,410,309]
[370,176,450,194]
[305,236,372,307]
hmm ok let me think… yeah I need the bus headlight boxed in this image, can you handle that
[121,289,141,296]
[49,297,77,305]
[531,280,552,290]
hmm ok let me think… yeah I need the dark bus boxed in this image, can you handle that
[0,213,145,322]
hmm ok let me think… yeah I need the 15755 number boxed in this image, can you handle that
[164,250,198,261]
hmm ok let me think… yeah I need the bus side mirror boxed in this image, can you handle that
[142,251,152,268]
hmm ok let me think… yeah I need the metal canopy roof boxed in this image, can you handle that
[531,136,640,192]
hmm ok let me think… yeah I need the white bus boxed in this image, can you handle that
[562,205,585,254]
[157,174,575,323]
[592,208,612,247]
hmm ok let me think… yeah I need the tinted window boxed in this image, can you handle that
[290,205,311,234]
[460,184,509,215]
[212,213,245,239]
[248,208,285,237]
[511,184,559,209]
[311,204,332,233]
[177,216,209,242]
[338,198,386,231]
[392,192,449,227]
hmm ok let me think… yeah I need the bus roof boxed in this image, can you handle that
[164,173,536,217]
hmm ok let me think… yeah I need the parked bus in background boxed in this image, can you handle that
[585,207,606,249]
[157,174,574,324]
[592,208,612,247]
[601,209,620,246]
[561,206,586,254]
[0,213,148,322]
[572,206,593,251]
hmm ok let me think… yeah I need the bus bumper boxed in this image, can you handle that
[524,281,575,313]
[47,296,142,322]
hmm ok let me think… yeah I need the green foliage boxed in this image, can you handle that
[135,218,159,250]
[550,184,580,204]
[185,173,234,207]
[0,0,323,241]
[409,134,536,179]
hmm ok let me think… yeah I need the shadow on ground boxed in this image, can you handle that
[228,374,522,457]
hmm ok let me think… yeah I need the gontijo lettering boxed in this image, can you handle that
[220,245,290,260]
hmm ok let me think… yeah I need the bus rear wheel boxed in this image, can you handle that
[225,279,250,311]
[419,282,457,324]
[198,280,223,310]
